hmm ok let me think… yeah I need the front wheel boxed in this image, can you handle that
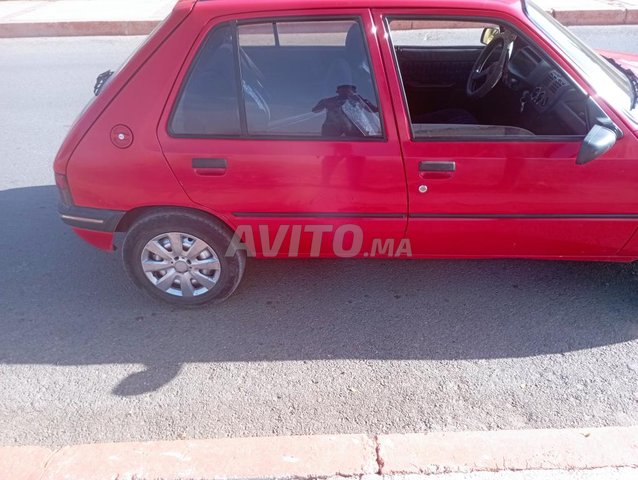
[122,210,245,306]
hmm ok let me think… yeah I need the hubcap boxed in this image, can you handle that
[175,261,189,273]
[140,232,222,298]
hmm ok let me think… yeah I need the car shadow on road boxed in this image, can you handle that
[2,185,638,396]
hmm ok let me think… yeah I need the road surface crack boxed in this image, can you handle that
[374,435,384,474]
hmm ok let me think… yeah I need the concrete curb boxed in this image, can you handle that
[1,427,637,480]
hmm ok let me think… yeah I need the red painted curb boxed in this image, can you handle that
[1,427,637,480]
[0,446,53,480]
[626,7,638,23]
[0,21,159,38]
[379,426,638,475]
[552,9,628,26]
[6,434,378,480]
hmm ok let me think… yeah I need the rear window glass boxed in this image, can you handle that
[238,18,382,138]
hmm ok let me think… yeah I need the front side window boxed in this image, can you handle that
[387,18,591,140]
[170,18,383,139]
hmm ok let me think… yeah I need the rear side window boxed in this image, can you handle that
[170,24,241,136]
[238,19,382,138]
[170,18,383,140]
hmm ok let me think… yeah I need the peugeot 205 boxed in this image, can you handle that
[54,0,638,306]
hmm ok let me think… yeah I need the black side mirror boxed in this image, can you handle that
[576,125,617,165]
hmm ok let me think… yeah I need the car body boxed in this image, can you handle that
[54,0,638,305]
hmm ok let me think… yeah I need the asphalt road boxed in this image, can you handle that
[1,27,638,447]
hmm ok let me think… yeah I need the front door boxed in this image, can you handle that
[375,9,638,259]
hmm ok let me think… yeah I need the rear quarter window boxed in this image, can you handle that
[170,24,242,136]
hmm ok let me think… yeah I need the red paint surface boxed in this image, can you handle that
[72,228,115,251]
[56,0,638,261]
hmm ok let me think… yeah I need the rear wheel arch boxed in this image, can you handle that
[116,205,235,236]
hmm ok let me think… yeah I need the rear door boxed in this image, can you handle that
[158,9,407,258]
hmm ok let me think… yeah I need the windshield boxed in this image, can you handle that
[525,0,637,122]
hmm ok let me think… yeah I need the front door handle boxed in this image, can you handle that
[419,160,456,179]
[192,158,227,176]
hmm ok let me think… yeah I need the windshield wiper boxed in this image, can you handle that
[605,56,638,109]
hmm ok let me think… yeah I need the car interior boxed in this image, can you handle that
[390,20,591,139]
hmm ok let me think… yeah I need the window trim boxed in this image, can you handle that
[384,14,589,144]
[168,15,387,142]
[232,21,250,135]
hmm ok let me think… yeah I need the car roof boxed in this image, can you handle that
[190,0,525,16]
[195,0,522,5]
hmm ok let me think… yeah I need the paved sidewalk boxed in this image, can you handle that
[1,0,638,37]
[1,426,637,480]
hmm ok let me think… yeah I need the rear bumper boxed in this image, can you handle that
[58,203,125,232]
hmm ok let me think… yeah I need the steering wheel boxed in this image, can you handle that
[466,32,513,99]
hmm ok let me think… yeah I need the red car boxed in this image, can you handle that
[54,0,638,306]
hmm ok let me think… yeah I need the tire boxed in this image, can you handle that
[122,210,245,307]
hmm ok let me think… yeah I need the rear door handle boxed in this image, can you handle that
[192,158,227,176]
[419,160,456,179]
